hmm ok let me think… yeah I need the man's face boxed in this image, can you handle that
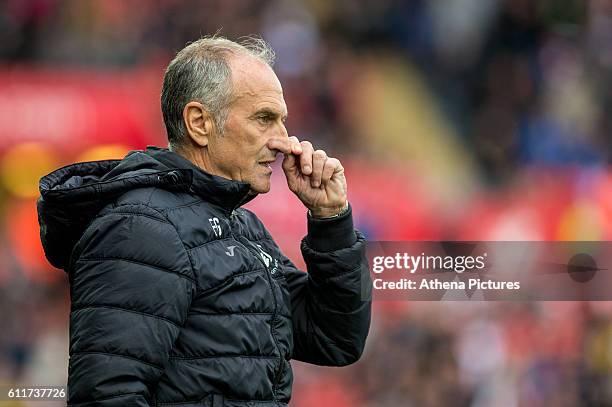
[206,55,288,194]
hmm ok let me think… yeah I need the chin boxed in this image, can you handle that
[250,182,271,194]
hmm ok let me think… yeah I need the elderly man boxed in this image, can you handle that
[37,36,371,407]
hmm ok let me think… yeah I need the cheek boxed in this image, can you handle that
[223,119,271,164]
[248,134,271,159]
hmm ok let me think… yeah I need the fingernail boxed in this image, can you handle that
[304,165,311,172]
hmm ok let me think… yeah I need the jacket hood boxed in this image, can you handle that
[37,146,253,270]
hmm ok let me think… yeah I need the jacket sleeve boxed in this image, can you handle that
[282,204,372,366]
[66,204,195,406]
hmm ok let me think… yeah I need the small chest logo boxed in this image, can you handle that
[208,217,222,237]
[259,247,272,267]
[256,244,279,274]
[225,246,236,257]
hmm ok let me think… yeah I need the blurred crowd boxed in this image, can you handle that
[293,301,612,407]
[0,0,611,406]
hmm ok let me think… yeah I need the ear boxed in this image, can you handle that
[183,102,214,147]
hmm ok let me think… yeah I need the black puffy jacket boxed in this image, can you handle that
[37,146,372,407]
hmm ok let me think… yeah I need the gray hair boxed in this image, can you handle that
[161,35,276,149]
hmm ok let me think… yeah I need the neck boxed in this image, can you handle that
[169,144,254,195]
[172,144,215,175]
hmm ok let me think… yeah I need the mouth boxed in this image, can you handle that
[258,162,274,173]
[258,158,276,172]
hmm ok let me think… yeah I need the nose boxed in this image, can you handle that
[277,120,288,138]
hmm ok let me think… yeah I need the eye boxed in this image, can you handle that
[257,115,273,125]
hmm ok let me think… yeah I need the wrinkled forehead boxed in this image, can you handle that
[228,54,286,111]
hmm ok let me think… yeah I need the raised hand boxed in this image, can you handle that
[267,136,348,218]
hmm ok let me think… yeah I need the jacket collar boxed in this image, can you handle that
[145,146,256,212]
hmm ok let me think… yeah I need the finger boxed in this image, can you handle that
[288,136,302,154]
[321,157,340,185]
[311,150,327,188]
[299,141,314,175]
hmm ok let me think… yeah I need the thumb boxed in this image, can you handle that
[282,153,298,175]
[282,153,302,190]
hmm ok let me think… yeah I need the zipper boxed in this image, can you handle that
[228,210,283,399]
